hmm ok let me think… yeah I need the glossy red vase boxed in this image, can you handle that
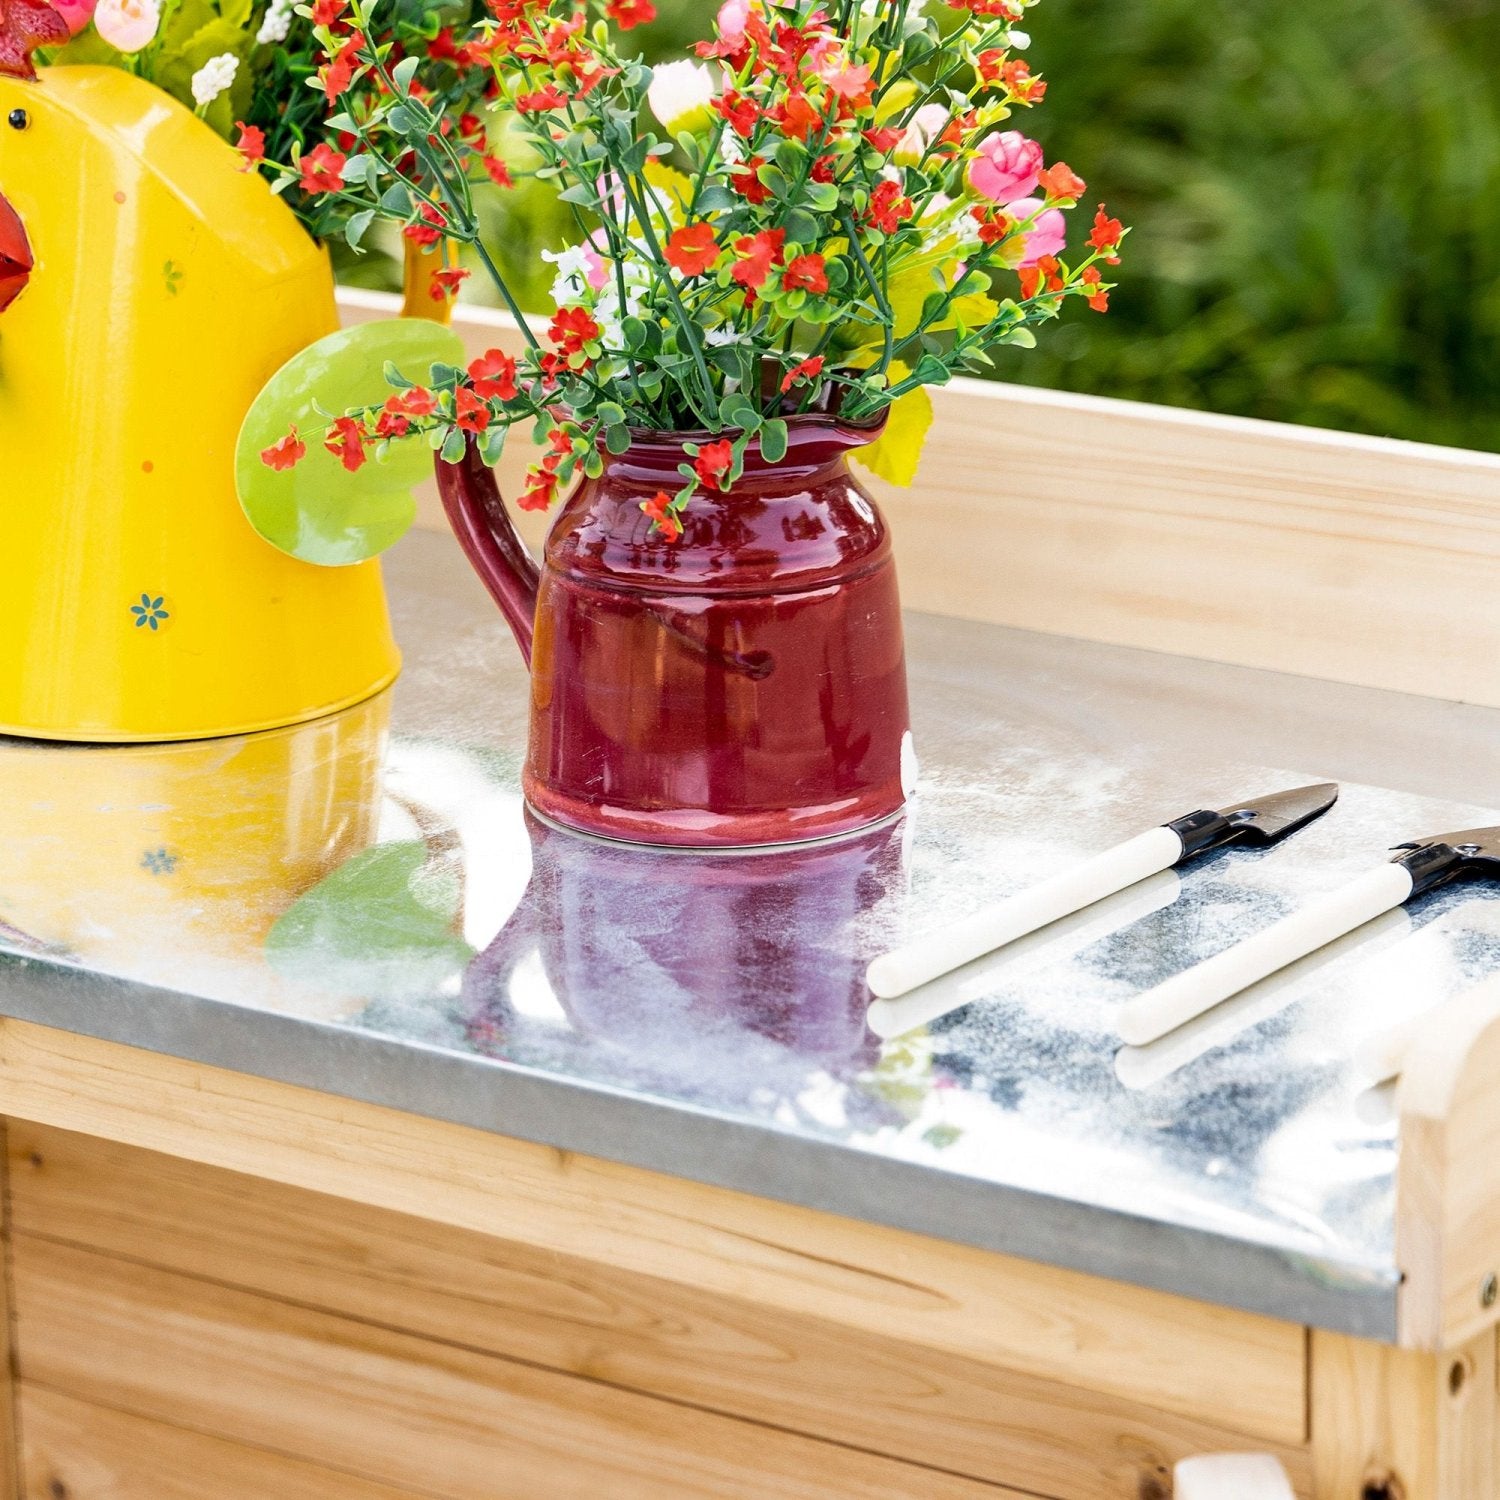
[436,416,912,848]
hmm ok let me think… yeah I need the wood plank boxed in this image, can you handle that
[20,1386,431,1500]
[7,1122,1314,1500]
[11,1236,1028,1500]
[1309,1329,1496,1498]
[0,1125,19,1500]
[1396,976,1500,1349]
[0,1018,1308,1446]
[338,289,1500,707]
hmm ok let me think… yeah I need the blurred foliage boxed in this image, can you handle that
[337,0,1500,449]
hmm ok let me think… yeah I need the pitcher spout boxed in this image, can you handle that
[436,439,540,666]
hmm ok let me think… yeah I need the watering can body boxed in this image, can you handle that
[0,66,399,742]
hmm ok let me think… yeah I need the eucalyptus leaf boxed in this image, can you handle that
[236,319,466,567]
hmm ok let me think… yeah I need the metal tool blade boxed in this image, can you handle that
[1391,825,1500,896]
[1168,782,1339,862]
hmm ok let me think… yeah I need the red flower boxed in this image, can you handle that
[468,348,518,400]
[428,25,461,60]
[324,416,367,473]
[234,122,265,171]
[1088,204,1124,256]
[772,88,822,142]
[379,395,417,438]
[317,30,364,101]
[260,426,306,471]
[694,439,734,491]
[482,156,514,188]
[1080,265,1109,312]
[970,205,1012,245]
[298,143,347,195]
[861,126,903,153]
[863,179,913,235]
[729,157,772,205]
[517,463,561,512]
[403,202,447,246]
[310,0,345,25]
[640,490,683,541]
[454,388,491,434]
[983,55,1045,101]
[1038,162,1086,201]
[606,0,656,26]
[430,267,470,302]
[715,89,759,136]
[810,154,836,183]
[779,355,824,394]
[457,112,487,147]
[516,83,567,113]
[781,252,828,294]
[394,387,438,417]
[731,228,785,290]
[1018,254,1065,300]
[665,223,721,277]
[549,306,602,356]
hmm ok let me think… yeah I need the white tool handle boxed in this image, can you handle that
[1175,1454,1295,1500]
[867,825,1184,1000]
[1117,862,1415,1047]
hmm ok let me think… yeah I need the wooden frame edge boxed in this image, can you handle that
[338,286,1500,708]
[1397,975,1500,1349]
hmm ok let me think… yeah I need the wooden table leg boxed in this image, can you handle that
[1311,1328,1496,1497]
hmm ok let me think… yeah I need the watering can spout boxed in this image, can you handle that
[436,439,540,667]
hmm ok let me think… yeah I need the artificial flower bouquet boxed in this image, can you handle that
[20,0,497,240]
[251,0,1127,537]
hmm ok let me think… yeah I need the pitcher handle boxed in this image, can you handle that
[435,438,540,667]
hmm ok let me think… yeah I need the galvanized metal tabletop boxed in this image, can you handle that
[4,528,1500,1339]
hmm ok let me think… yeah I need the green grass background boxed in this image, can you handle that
[340,0,1500,451]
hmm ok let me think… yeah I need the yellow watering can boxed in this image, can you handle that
[0,65,400,741]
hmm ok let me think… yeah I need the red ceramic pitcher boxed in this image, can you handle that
[435,415,912,848]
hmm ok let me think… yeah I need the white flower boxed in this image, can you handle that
[704,327,746,347]
[191,52,239,108]
[647,60,715,134]
[1008,28,1031,48]
[894,103,949,166]
[255,0,293,45]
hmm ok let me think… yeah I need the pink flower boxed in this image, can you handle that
[1005,198,1067,266]
[717,0,750,43]
[968,130,1042,204]
[52,0,96,35]
[93,0,160,51]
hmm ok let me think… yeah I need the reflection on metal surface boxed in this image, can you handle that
[5,531,1500,1333]
[0,692,390,1015]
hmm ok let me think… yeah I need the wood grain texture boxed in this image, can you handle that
[0,1017,1308,1446]
[20,1387,431,1500]
[6,1121,1315,1500]
[1309,1329,1496,1499]
[337,288,1500,707]
[1396,976,1500,1350]
[11,1237,1027,1500]
[0,1125,18,1500]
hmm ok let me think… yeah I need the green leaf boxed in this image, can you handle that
[480,426,508,466]
[806,181,840,213]
[266,842,473,1002]
[345,208,376,250]
[760,419,789,464]
[440,425,468,464]
[391,54,420,92]
[605,424,632,455]
[236,319,466,566]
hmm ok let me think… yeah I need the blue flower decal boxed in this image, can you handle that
[130,594,170,631]
[141,848,178,876]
